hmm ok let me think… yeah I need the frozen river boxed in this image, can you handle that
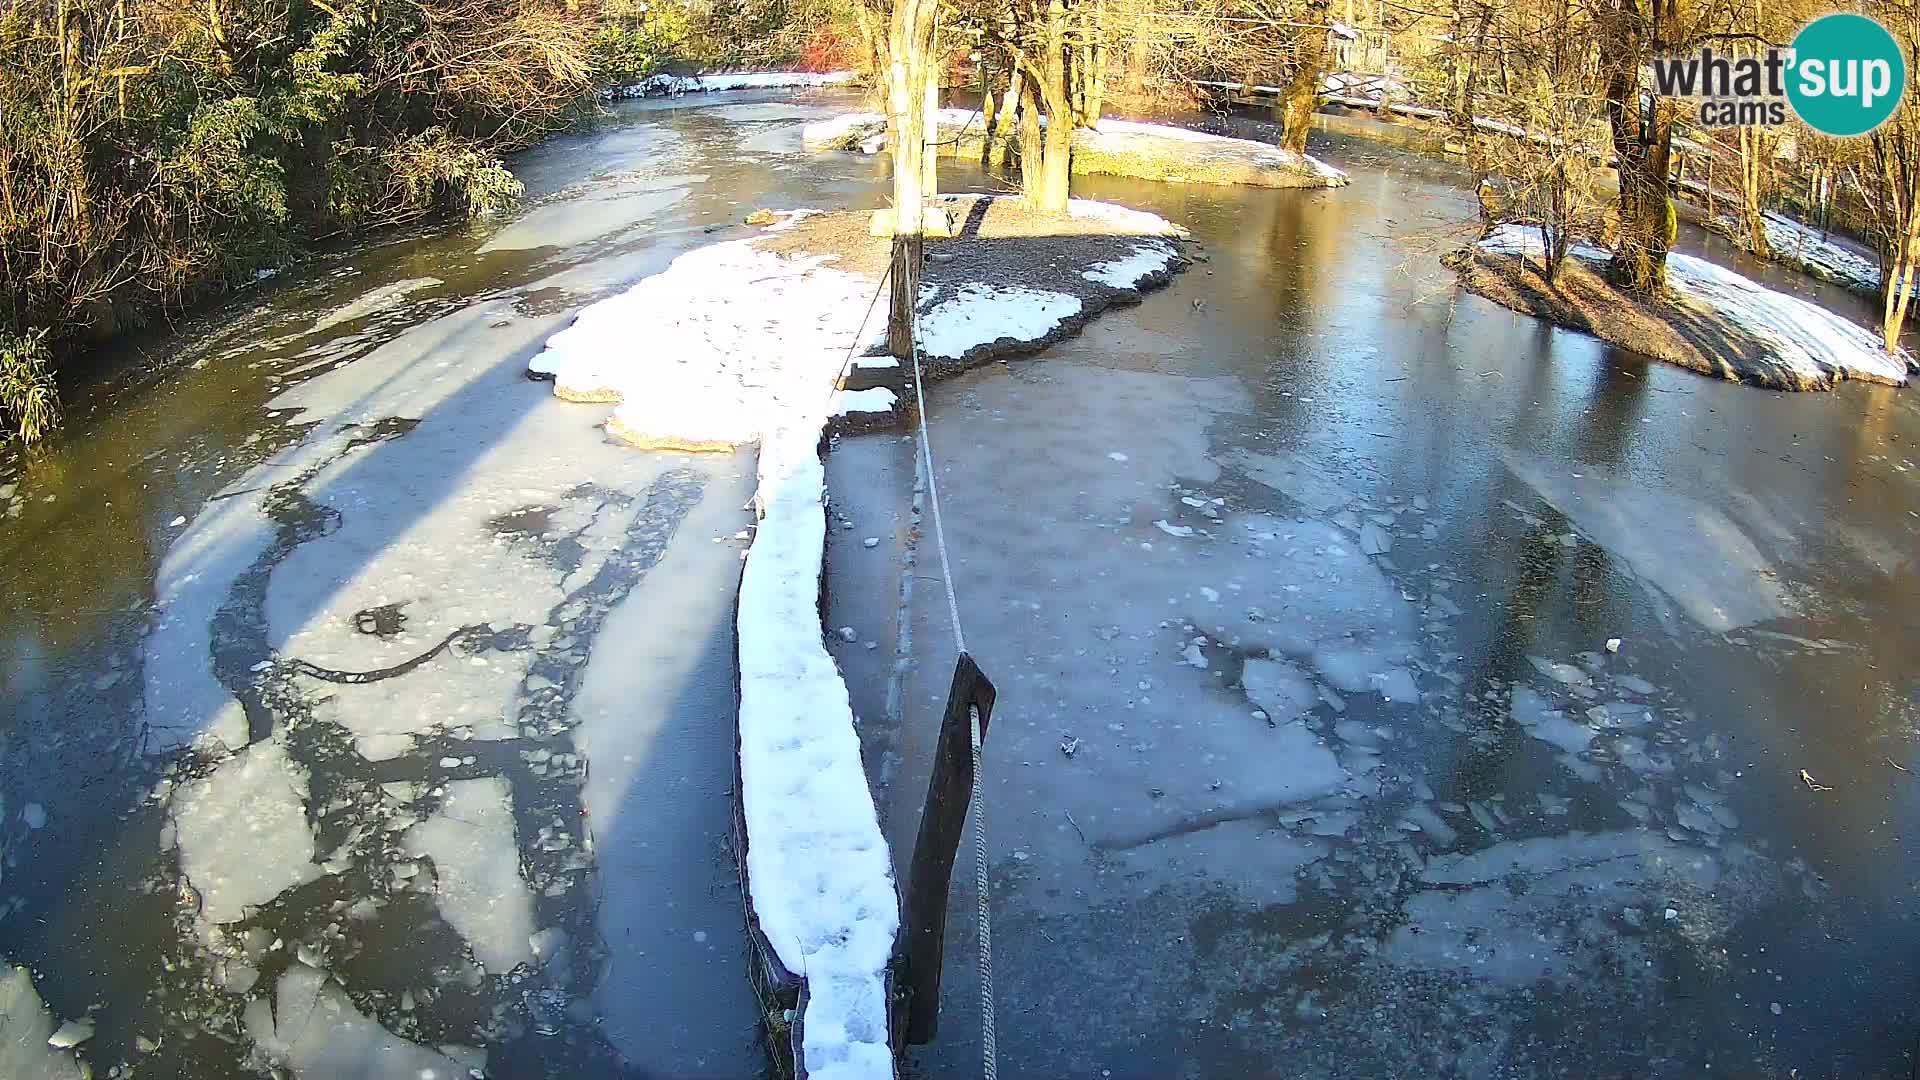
[1,92,1917,1080]
[0,91,881,1080]
[861,136,1920,1079]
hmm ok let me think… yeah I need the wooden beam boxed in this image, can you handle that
[900,651,996,1044]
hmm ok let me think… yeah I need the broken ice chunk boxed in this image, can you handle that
[1241,657,1316,724]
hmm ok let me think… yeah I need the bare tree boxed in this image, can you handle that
[1471,0,1605,280]
[1868,0,1920,353]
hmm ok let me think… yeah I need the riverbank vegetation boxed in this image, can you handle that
[852,0,1915,364]
[11,0,1920,441]
[0,0,861,443]
[0,0,599,439]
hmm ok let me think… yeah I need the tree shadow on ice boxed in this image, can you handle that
[14,283,761,1077]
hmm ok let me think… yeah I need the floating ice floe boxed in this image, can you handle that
[172,737,321,925]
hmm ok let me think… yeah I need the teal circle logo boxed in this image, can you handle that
[1787,13,1906,136]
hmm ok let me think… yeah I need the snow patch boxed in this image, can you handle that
[623,70,856,98]
[1716,211,1882,292]
[1065,199,1189,237]
[528,239,881,446]
[834,387,898,416]
[1084,241,1179,289]
[1083,120,1348,185]
[802,111,883,148]
[918,285,1082,361]
[739,427,897,1080]
[807,111,1345,188]
[1477,223,1910,386]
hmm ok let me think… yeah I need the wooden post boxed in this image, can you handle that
[889,234,921,358]
[901,652,997,1044]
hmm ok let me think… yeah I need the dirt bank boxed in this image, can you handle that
[1446,225,1912,391]
[755,195,1194,430]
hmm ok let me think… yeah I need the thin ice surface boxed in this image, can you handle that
[1504,449,1792,631]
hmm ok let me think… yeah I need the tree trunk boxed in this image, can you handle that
[1086,37,1108,126]
[1602,0,1676,292]
[1038,108,1072,211]
[995,66,1023,167]
[856,6,889,113]
[980,54,998,165]
[1885,250,1912,353]
[1017,73,1043,199]
[1010,0,1074,213]
[1450,5,1490,139]
[1737,127,1773,259]
[1279,0,1331,155]
[883,0,940,357]
[1034,0,1073,213]
[1879,151,1920,353]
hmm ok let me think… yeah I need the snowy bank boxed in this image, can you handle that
[611,69,855,99]
[524,199,1188,1077]
[1709,211,1883,295]
[1450,224,1912,391]
[803,111,1347,188]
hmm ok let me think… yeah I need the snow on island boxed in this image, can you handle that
[1455,224,1912,391]
[610,69,856,99]
[524,201,1187,1079]
[803,111,1348,189]
[1709,210,1884,295]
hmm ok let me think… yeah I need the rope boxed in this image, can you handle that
[969,702,995,1080]
[821,264,894,419]
[906,305,994,1080]
[908,331,967,657]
